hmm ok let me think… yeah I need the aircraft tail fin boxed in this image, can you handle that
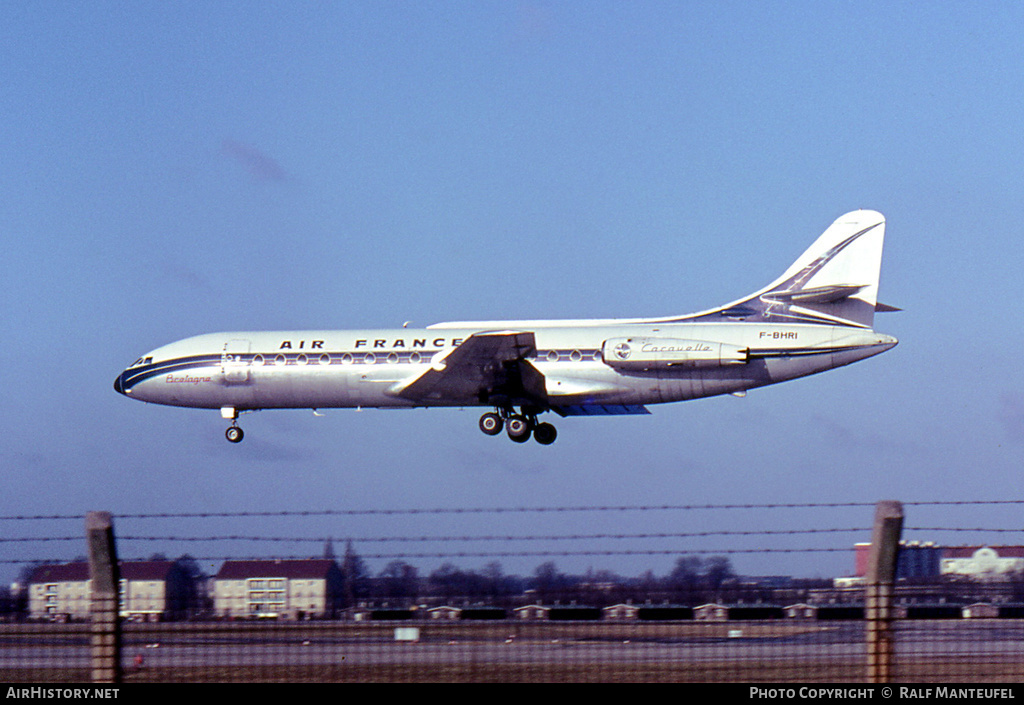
[690,210,890,328]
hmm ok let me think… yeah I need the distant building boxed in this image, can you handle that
[28,563,90,620]
[854,541,941,579]
[694,603,728,621]
[27,561,194,621]
[119,561,193,620]
[784,603,818,620]
[514,604,549,620]
[603,603,640,620]
[428,605,462,620]
[213,559,344,619]
[853,542,1024,581]
[962,602,1000,618]
[941,546,1024,578]
[900,542,942,578]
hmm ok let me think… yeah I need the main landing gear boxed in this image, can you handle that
[479,410,557,445]
[222,406,244,443]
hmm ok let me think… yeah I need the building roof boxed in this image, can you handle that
[28,561,178,584]
[943,546,1024,559]
[29,563,90,583]
[121,561,178,580]
[215,559,339,580]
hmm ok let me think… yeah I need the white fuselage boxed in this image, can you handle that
[114,321,896,412]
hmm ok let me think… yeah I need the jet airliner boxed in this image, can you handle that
[114,209,898,445]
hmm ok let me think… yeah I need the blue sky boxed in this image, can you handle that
[3,2,1024,582]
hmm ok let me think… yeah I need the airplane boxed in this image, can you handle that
[114,209,898,445]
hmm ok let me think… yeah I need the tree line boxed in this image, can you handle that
[339,543,745,607]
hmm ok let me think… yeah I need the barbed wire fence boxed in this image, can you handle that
[2,500,1024,683]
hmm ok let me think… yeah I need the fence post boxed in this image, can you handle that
[86,511,121,683]
[865,500,903,683]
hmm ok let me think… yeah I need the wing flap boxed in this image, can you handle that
[388,331,543,404]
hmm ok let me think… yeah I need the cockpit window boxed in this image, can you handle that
[130,357,153,367]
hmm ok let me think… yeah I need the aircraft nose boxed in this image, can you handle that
[114,371,126,395]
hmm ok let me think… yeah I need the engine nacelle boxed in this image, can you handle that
[602,337,748,370]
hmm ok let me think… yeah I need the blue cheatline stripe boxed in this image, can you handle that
[122,347,607,387]
[121,355,221,387]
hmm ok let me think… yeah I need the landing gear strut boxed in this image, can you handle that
[222,406,244,443]
[478,408,557,445]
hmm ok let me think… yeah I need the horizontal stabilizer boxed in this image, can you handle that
[552,404,651,417]
[761,284,865,305]
[875,302,901,313]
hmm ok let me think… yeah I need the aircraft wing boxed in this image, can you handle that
[388,331,546,406]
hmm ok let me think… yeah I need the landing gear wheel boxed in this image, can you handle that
[225,426,244,443]
[506,415,531,443]
[533,422,557,445]
[479,412,503,436]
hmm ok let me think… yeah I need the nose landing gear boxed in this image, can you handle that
[222,406,244,443]
[478,409,557,445]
